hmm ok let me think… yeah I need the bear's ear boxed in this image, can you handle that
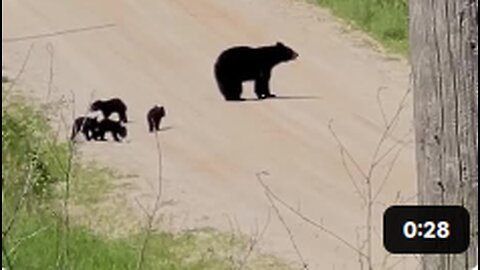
[276,41,285,47]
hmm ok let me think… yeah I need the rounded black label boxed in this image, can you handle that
[383,205,470,254]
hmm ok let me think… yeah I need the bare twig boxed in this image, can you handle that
[364,88,411,269]
[372,144,406,202]
[236,209,272,270]
[339,148,367,204]
[55,92,77,270]
[372,134,412,168]
[369,88,411,168]
[7,226,50,256]
[6,43,35,95]
[329,120,374,269]
[135,131,163,270]
[134,198,151,217]
[256,172,368,259]
[223,214,238,267]
[384,257,410,270]
[355,226,367,270]
[46,43,55,102]
[2,23,116,43]
[264,187,309,269]
[328,120,369,182]
[2,235,13,270]
[329,87,412,269]
[376,86,389,128]
[47,91,85,269]
[399,192,420,204]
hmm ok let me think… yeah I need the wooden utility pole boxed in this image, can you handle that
[410,0,478,269]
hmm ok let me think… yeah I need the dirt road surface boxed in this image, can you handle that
[3,0,417,268]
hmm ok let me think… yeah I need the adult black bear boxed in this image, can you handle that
[146,105,166,132]
[92,119,127,142]
[90,98,128,123]
[214,42,298,101]
[70,116,99,141]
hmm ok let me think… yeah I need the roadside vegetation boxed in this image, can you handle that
[1,89,291,270]
[314,0,408,55]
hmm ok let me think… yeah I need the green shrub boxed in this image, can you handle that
[2,97,69,200]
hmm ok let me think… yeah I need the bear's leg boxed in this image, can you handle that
[262,72,276,98]
[79,124,88,140]
[216,74,244,101]
[95,131,106,141]
[120,111,128,123]
[82,122,92,141]
[215,78,230,100]
[70,125,78,140]
[91,128,99,140]
[223,81,245,101]
[148,119,154,132]
[71,119,84,140]
[84,128,92,141]
[112,131,121,142]
[102,110,109,119]
[255,72,276,99]
[255,75,270,99]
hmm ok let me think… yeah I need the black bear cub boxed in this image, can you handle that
[147,105,166,132]
[90,98,128,123]
[71,116,99,141]
[214,42,298,101]
[93,119,127,142]
[71,117,127,142]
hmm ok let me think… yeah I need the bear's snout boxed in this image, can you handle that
[292,51,299,60]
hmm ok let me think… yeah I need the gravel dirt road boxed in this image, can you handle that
[2,0,417,268]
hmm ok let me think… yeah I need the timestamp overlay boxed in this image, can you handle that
[383,205,470,254]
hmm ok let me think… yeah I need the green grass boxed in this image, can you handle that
[314,0,408,55]
[2,93,291,269]
[5,215,138,270]
[8,224,292,270]
[70,162,115,206]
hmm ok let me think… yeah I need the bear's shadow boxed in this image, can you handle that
[157,126,173,132]
[240,95,322,102]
